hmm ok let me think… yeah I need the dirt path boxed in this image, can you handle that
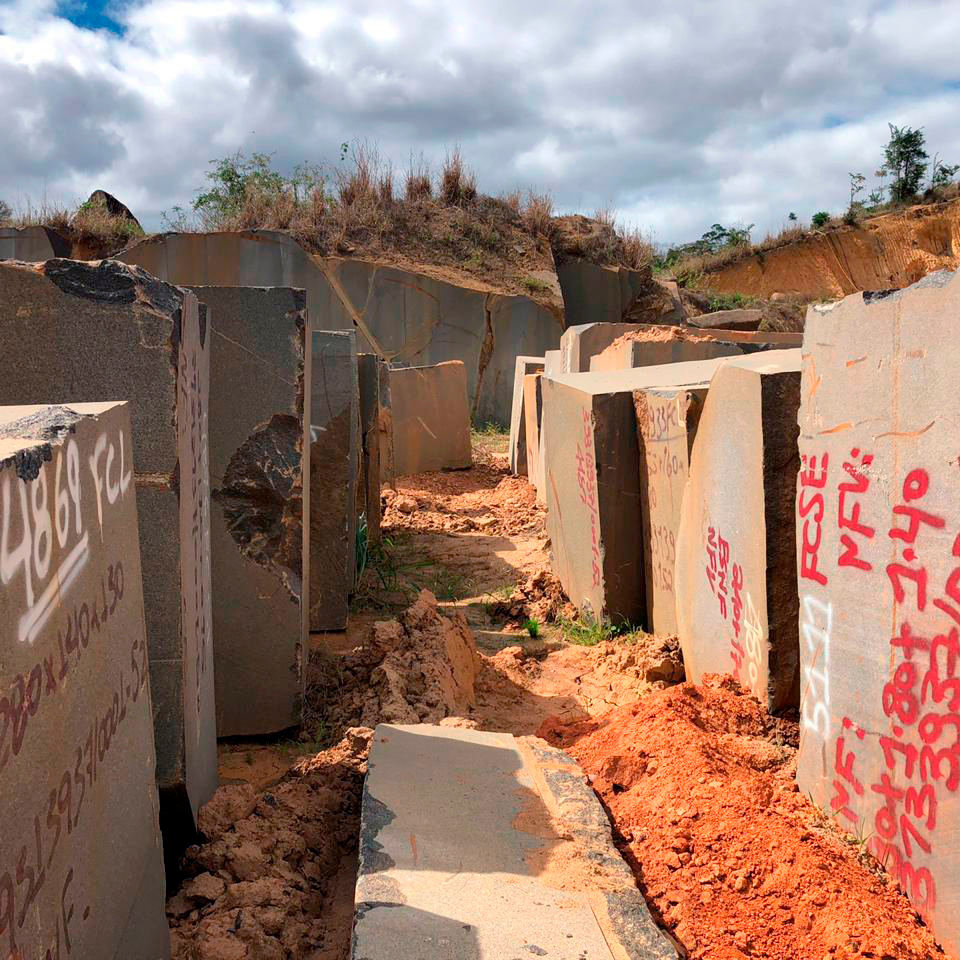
[173,434,948,960]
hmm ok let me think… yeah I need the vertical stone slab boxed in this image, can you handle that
[377,359,394,487]
[0,226,69,261]
[674,351,801,711]
[560,323,654,373]
[795,271,960,951]
[390,361,472,477]
[634,385,708,635]
[523,373,544,501]
[0,402,170,959]
[187,286,307,737]
[357,354,382,544]
[309,330,359,631]
[0,259,218,844]
[590,338,743,372]
[509,356,544,476]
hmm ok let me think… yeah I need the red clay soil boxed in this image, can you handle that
[541,677,945,960]
[383,463,545,538]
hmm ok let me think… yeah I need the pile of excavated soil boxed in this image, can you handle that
[541,677,943,960]
[383,464,545,538]
[475,635,684,735]
[606,325,718,351]
[168,728,372,960]
[487,569,578,624]
[306,590,479,735]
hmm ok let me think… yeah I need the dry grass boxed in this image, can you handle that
[439,147,477,206]
[7,195,144,256]
[522,192,555,236]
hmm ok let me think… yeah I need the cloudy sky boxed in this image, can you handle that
[2,0,959,246]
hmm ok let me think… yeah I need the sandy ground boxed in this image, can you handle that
[173,434,949,960]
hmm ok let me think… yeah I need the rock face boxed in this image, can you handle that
[795,270,960,953]
[543,358,742,625]
[391,361,472,477]
[508,355,544,476]
[0,259,218,842]
[555,258,650,326]
[702,199,960,299]
[674,351,801,712]
[118,231,564,426]
[686,308,763,330]
[0,402,170,960]
[187,286,307,737]
[634,385,709,635]
[309,330,359,632]
[0,225,69,260]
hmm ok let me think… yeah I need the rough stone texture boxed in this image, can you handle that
[377,358,394,487]
[674,351,801,712]
[561,323,650,373]
[0,402,170,959]
[187,286,307,737]
[686,308,763,330]
[355,724,678,960]
[357,353,382,543]
[0,225,69,261]
[794,270,960,952]
[0,258,218,844]
[544,358,747,626]
[523,373,545,503]
[634,385,709,635]
[118,231,564,426]
[508,355,544,476]
[590,337,742,373]
[310,330,359,631]
[543,349,562,377]
[391,361,472,477]
[625,278,686,325]
[555,258,650,326]
[591,329,802,372]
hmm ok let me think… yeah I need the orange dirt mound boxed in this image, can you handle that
[540,676,943,960]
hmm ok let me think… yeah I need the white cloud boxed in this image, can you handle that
[1,0,959,244]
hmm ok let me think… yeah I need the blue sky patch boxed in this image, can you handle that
[58,1,125,34]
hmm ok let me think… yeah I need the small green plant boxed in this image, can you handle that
[811,211,831,228]
[708,291,755,311]
[523,617,540,638]
[522,275,551,294]
[556,612,622,646]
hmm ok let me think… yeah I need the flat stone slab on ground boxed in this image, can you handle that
[310,329,359,631]
[687,308,763,330]
[795,270,960,953]
[355,723,678,960]
[675,350,801,712]
[543,356,769,625]
[0,258,217,844]
[189,285,307,737]
[390,361,472,477]
[509,355,544,476]
[0,402,169,959]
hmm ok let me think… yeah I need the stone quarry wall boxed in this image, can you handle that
[702,199,960,299]
[0,259,219,839]
[0,402,170,959]
[795,270,960,953]
[187,285,307,738]
[0,225,69,261]
[118,231,564,427]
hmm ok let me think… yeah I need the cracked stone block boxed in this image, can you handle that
[509,356,544,476]
[0,402,170,959]
[0,225,70,261]
[675,350,801,712]
[310,330,359,631]
[187,286,307,737]
[118,232,564,427]
[634,384,709,635]
[391,361,472,477]
[591,337,743,373]
[794,270,960,952]
[591,329,802,371]
[687,308,763,330]
[357,353,382,543]
[544,357,760,626]
[555,258,651,327]
[0,259,218,846]
[523,373,545,503]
